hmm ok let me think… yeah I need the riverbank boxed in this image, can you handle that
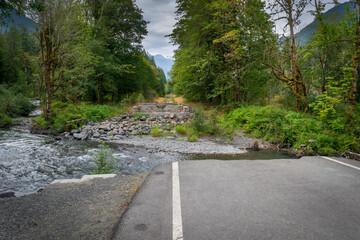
[109,134,257,155]
[0,173,148,240]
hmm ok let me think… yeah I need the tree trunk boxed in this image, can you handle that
[97,77,103,104]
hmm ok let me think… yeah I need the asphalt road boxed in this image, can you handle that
[112,156,360,240]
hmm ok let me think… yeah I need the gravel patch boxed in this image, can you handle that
[0,173,147,240]
[111,136,250,154]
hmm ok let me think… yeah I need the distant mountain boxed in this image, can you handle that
[296,2,356,44]
[152,54,174,81]
[0,11,36,32]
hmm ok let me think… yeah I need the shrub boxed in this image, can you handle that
[0,86,35,118]
[175,125,186,135]
[121,92,146,105]
[192,108,207,133]
[186,128,198,142]
[223,105,360,155]
[151,126,163,137]
[0,116,12,125]
[90,140,118,174]
[190,108,219,135]
[44,102,126,131]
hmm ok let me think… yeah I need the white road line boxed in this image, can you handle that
[173,162,184,240]
[322,156,360,171]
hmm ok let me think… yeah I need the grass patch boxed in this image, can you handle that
[0,116,13,125]
[186,128,198,142]
[131,113,149,118]
[175,125,186,135]
[151,126,164,137]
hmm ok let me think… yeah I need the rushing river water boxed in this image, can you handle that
[0,127,293,197]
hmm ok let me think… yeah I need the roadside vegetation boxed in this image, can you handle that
[222,105,360,156]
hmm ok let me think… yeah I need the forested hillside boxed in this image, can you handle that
[0,0,165,123]
[153,54,174,80]
[0,11,35,32]
[296,2,356,44]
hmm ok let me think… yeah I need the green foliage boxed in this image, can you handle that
[33,116,50,129]
[186,128,198,142]
[121,92,146,105]
[0,85,35,118]
[175,125,186,135]
[190,108,219,135]
[0,1,164,123]
[90,140,118,174]
[310,68,353,121]
[223,106,360,155]
[34,102,125,132]
[0,116,12,125]
[170,0,274,105]
[151,126,163,137]
[131,113,149,118]
[192,108,207,133]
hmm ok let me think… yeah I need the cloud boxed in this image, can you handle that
[135,0,178,58]
[136,0,349,56]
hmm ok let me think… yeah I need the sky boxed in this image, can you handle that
[135,0,349,59]
[135,0,177,58]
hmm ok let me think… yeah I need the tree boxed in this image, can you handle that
[349,0,360,111]
[267,0,309,112]
[83,0,148,104]
[170,0,274,105]
[34,0,93,120]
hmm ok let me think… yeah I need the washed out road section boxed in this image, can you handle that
[114,157,360,240]
[0,173,147,240]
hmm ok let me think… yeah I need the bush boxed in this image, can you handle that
[190,108,219,135]
[186,128,198,142]
[0,86,35,118]
[175,125,186,135]
[151,126,163,137]
[121,92,146,105]
[192,108,207,133]
[37,102,127,131]
[90,140,118,174]
[223,105,360,155]
[0,116,12,125]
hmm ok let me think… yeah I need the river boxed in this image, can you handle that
[0,126,292,197]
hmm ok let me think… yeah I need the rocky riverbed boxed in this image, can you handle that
[64,112,194,141]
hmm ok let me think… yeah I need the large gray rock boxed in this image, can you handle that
[93,131,101,138]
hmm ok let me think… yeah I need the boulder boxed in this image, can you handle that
[0,192,15,198]
[93,131,100,138]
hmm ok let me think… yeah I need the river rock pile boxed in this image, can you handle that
[64,112,193,141]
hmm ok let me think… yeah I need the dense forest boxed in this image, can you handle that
[0,0,166,122]
[170,0,359,111]
[0,0,359,155]
[168,0,359,154]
